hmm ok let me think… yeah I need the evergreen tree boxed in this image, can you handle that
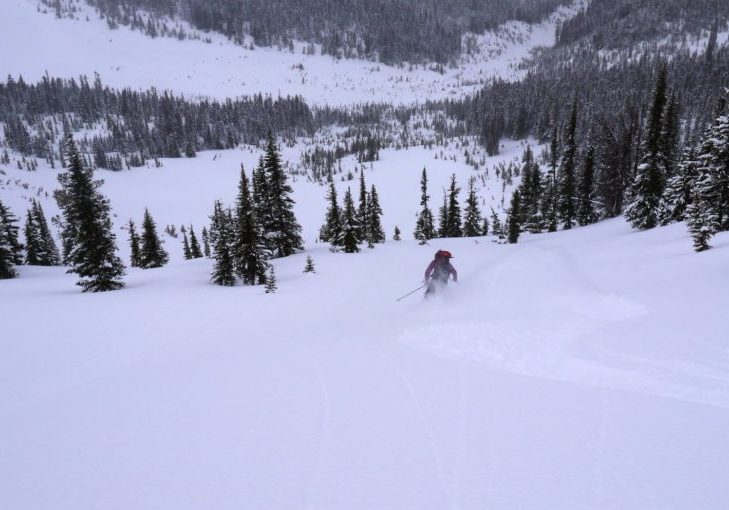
[462,177,482,237]
[260,135,303,258]
[303,254,315,273]
[0,212,17,279]
[357,166,368,242]
[340,187,360,253]
[577,146,599,226]
[684,102,729,249]
[0,199,23,264]
[686,186,715,252]
[24,208,42,265]
[365,184,385,247]
[490,208,504,238]
[518,146,542,230]
[210,200,235,286]
[481,215,489,236]
[201,226,211,258]
[393,225,401,240]
[189,225,203,258]
[661,93,680,178]
[659,147,699,225]
[182,231,192,259]
[139,208,169,269]
[437,192,448,238]
[233,167,267,285]
[507,190,521,244]
[413,167,436,244]
[54,135,124,291]
[625,64,669,229]
[319,181,342,244]
[31,200,59,266]
[445,174,463,237]
[558,102,578,229]
[264,264,277,293]
[127,219,141,268]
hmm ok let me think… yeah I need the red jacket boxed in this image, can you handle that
[424,259,457,282]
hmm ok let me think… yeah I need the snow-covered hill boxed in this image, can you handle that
[1,0,584,106]
[2,215,728,509]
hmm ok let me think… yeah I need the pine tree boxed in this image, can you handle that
[558,102,578,229]
[0,199,23,264]
[264,264,277,293]
[232,167,267,285]
[139,208,169,268]
[413,167,436,244]
[31,200,59,266]
[445,174,462,237]
[507,190,521,244]
[303,255,315,273]
[518,146,541,228]
[182,231,192,259]
[686,186,715,252]
[189,225,203,258]
[577,146,598,226]
[54,135,124,292]
[481,215,489,236]
[625,64,669,230]
[210,200,235,286]
[393,225,401,240]
[0,212,17,279]
[127,219,142,267]
[659,147,699,225]
[365,184,385,247]
[357,166,368,242]
[319,181,342,244]
[490,208,503,238]
[340,187,360,253]
[462,177,482,237]
[201,226,211,258]
[260,135,303,258]
[437,192,448,238]
[24,208,42,265]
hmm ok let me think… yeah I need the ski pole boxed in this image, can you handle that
[396,283,427,302]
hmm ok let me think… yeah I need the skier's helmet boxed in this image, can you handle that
[435,250,453,260]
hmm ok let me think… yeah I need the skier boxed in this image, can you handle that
[424,250,457,297]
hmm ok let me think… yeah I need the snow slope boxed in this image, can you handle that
[0,0,585,106]
[2,218,729,510]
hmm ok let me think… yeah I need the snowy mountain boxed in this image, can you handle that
[2,0,729,508]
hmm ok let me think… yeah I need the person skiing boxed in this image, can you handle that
[424,250,457,297]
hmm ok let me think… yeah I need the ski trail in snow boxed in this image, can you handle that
[296,345,333,510]
[378,349,456,509]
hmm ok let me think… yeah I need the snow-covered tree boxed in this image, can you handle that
[659,147,699,225]
[303,255,315,273]
[625,64,669,229]
[0,199,23,265]
[182,232,192,260]
[127,219,141,268]
[463,177,482,237]
[54,135,125,292]
[577,146,599,226]
[30,200,59,266]
[260,135,303,258]
[445,174,462,237]
[210,200,235,286]
[319,181,342,245]
[139,208,169,269]
[189,226,203,259]
[233,167,267,285]
[507,190,521,244]
[558,102,578,229]
[413,167,435,244]
[0,211,17,279]
[340,188,360,253]
[365,184,385,247]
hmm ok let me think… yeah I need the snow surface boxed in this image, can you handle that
[0,0,585,106]
[2,217,729,509]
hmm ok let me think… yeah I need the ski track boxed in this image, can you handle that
[378,349,454,508]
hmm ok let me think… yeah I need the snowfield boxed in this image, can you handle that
[1,0,585,106]
[2,217,729,509]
